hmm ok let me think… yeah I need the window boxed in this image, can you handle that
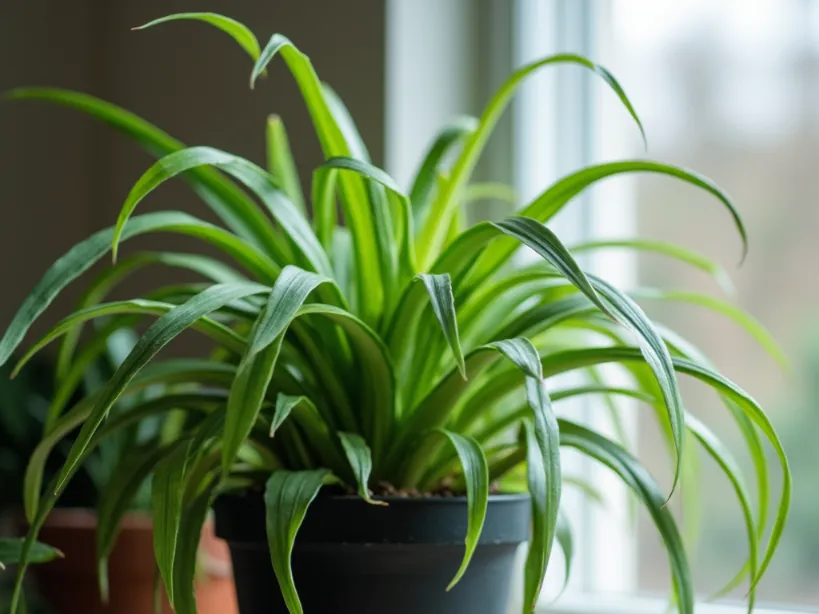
[387,1,812,612]
[514,1,817,613]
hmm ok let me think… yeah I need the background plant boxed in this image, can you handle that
[0,12,790,614]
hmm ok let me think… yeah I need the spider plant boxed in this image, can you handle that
[1,12,789,614]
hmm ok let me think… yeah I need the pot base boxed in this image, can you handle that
[215,492,530,614]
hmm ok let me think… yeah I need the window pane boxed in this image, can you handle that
[601,0,818,606]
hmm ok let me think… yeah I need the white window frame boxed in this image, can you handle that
[385,1,807,613]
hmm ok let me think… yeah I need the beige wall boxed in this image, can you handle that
[0,1,385,346]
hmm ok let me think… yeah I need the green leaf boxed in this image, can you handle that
[171,468,219,614]
[559,419,693,614]
[434,429,488,590]
[151,442,192,608]
[408,116,478,226]
[13,297,248,380]
[250,34,382,325]
[270,393,305,438]
[415,274,466,378]
[487,217,685,496]
[322,84,371,161]
[0,539,61,570]
[570,238,734,294]
[6,89,280,251]
[267,115,306,212]
[112,146,334,280]
[631,288,788,370]
[537,346,788,587]
[134,12,261,61]
[264,469,333,614]
[319,156,416,318]
[338,432,383,506]
[417,53,644,268]
[55,250,246,382]
[0,212,274,369]
[521,377,562,611]
[223,267,331,475]
[470,161,747,288]
[685,414,758,610]
[53,284,268,494]
[97,441,188,602]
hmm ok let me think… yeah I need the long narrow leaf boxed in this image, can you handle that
[5,89,280,250]
[409,116,478,226]
[338,432,383,506]
[416,274,466,378]
[417,53,645,267]
[134,12,261,61]
[151,442,191,607]
[0,539,62,569]
[0,212,274,368]
[97,440,187,601]
[570,238,734,294]
[251,34,382,324]
[112,147,334,281]
[222,267,331,474]
[264,469,333,614]
[559,419,693,614]
[435,429,488,591]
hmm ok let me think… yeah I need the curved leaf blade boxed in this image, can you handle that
[338,432,383,506]
[264,469,333,614]
[416,274,466,378]
[151,442,192,607]
[134,12,261,61]
[0,539,62,569]
[570,238,735,294]
[417,53,645,267]
[223,267,331,475]
[434,429,488,590]
[0,212,272,369]
[559,419,693,614]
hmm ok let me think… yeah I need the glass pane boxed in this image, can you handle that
[601,0,818,607]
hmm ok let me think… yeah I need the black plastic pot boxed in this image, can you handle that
[214,492,530,614]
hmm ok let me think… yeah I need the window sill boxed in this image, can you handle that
[539,595,815,614]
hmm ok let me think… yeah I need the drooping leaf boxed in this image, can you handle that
[55,250,246,383]
[171,469,219,614]
[415,274,466,378]
[338,432,383,506]
[0,212,275,369]
[570,238,735,294]
[151,442,192,607]
[0,539,61,570]
[112,146,334,281]
[96,440,189,602]
[264,469,334,614]
[434,429,488,590]
[52,284,268,495]
[559,419,693,614]
[631,288,788,369]
[5,89,280,250]
[134,12,262,61]
[470,160,747,288]
[417,53,645,267]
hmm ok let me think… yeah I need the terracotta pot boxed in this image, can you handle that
[26,509,237,614]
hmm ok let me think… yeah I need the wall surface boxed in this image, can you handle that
[0,0,385,347]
